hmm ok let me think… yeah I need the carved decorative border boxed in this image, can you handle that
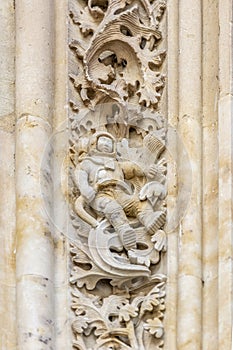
[68,1,167,349]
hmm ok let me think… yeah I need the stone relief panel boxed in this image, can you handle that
[68,1,167,349]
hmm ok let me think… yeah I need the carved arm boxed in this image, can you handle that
[74,168,96,203]
[121,161,145,180]
[121,161,159,180]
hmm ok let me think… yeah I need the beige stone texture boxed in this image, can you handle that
[218,1,233,349]
[164,0,179,348]
[0,0,232,349]
[53,1,73,349]
[0,1,16,350]
[15,1,55,349]
[177,1,202,349]
[202,2,219,348]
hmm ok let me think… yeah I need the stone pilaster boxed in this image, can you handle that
[177,1,203,348]
[0,2,16,349]
[0,1,232,349]
[218,1,233,348]
[15,1,55,349]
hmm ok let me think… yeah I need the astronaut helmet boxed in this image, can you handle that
[89,131,116,156]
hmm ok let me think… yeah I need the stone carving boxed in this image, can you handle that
[74,131,166,250]
[71,279,166,350]
[69,0,167,349]
[69,0,166,111]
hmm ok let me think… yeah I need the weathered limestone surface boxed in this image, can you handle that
[0,0,232,349]
[68,2,168,349]
[0,1,16,349]
[53,1,73,349]
[15,1,55,349]
[177,1,202,348]
[202,0,219,348]
[218,2,233,348]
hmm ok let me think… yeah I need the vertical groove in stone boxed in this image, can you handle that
[53,0,72,348]
[177,1,203,349]
[164,0,179,348]
[0,2,16,348]
[218,1,233,349]
[15,1,55,349]
[202,0,219,348]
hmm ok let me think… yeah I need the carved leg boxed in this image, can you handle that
[137,202,166,235]
[114,192,166,236]
[93,196,136,250]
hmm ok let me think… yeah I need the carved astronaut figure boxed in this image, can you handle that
[74,132,165,250]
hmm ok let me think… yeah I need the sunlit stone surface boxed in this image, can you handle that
[0,1,232,349]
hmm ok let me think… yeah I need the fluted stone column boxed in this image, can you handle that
[177,1,202,349]
[0,1,16,349]
[15,1,55,349]
[53,0,73,348]
[0,1,232,349]
[202,0,219,348]
[164,0,179,348]
[218,1,233,348]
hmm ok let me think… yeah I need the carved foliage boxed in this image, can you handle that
[72,280,166,350]
[69,1,167,349]
[69,0,166,111]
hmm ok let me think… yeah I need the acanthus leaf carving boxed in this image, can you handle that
[69,0,167,349]
[71,279,166,350]
[69,0,166,110]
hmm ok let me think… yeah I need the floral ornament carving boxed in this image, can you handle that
[69,0,166,111]
[72,280,166,350]
[69,0,167,349]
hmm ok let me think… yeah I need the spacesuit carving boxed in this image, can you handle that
[74,132,165,250]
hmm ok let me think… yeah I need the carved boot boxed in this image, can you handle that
[117,224,136,250]
[138,209,166,235]
[106,206,137,250]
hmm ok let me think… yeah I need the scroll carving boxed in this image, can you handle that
[68,1,167,349]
